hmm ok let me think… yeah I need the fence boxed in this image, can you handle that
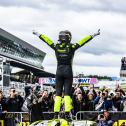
[75,111,126,121]
[1,111,126,126]
[43,112,55,120]
[0,112,30,126]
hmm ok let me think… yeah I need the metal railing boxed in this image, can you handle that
[75,111,126,121]
[43,112,55,120]
[0,112,30,126]
[1,111,126,126]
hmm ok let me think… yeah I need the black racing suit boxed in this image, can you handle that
[39,34,92,112]
[55,43,76,96]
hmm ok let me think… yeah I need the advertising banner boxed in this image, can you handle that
[39,78,98,85]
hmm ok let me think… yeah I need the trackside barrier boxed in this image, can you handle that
[1,111,126,125]
[0,121,30,126]
[0,112,30,126]
[42,112,75,120]
[113,120,126,126]
[17,122,30,126]
[43,112,55,120]
[75,111,126,121]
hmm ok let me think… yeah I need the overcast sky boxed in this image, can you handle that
[0,0,126,77]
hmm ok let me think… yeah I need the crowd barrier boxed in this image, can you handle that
[43,112,75,120]
[76,111,126,121]
[43,112,55,120]
[1,111,126,126]
[0,112,30,126]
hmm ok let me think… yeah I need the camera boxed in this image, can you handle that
[99,114,104,119]
[102,93,105,96]
[13,90,15,93]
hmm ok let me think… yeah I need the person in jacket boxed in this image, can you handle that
[97,111,114,126]
[27,89,48,122]
[85,93,95,111]
[0,90,7,120]
[33,29,100,120]
[6,88,23,112]
[73,93,86,114]
[93,92,112,111]
[0,90,7,112]
[113,91,123,111]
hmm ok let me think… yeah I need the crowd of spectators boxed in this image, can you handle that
[0,84,126,123]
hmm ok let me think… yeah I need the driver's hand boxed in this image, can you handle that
[32,30,41,37]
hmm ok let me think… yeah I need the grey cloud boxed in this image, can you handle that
[0,0,49,10]
[98,0,126,13]
[0,0,126,14]
[74,59,120,67]
[44,0,126,14]
[73,51,121,68]
[78,32,126,55]
[38,0,126,14]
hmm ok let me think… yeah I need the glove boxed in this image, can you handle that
[32,30,41,37]
[92,29,100,38]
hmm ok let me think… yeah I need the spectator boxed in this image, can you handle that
[16,92,24,112]
[97,111,114,126]
[86,84,97,99]
[113,91,123,111]
[73,87,82,96]
[27,90,43,122]
[115,85,125,96]
[86,94,95,111]
[120,97,126,112]
[102,90,109,98]
[73,93,86,114]
[21,86,32,112]
[123,100,126,112]
[73,87,84,103]
[6,88,23,112]
[49,91,56,111]
[24,86,32,99]
[103,111,114,124]
[40,90,51,112]
[94,92,112,111]
[27,89,51,122]
[106,95,116,111]
[0,90,7,112]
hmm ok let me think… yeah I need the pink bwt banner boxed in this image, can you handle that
[39,78,98,84]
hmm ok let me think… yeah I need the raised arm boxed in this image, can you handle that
[72,29,100,50]
[33,30,56,50]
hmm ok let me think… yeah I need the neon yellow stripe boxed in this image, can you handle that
[64,96,72,112]
[77,35,92,46]
[54,96,62,112]
[57,49,66,52]
[40,34,53,45]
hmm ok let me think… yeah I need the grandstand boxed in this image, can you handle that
[0,28,55,90]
